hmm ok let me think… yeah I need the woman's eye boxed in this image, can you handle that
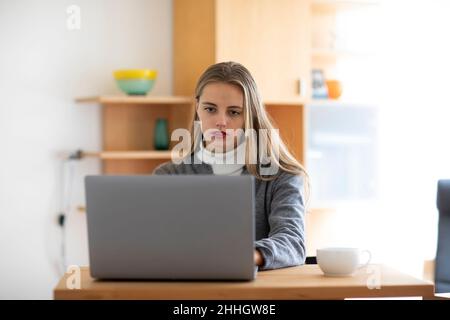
[229,110,241,116]
[204,107,215,113]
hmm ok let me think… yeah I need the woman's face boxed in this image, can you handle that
[196,82,245,152]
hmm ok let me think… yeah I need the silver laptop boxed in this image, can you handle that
[85,175,256,280]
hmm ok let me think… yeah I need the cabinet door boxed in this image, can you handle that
[216,0,311,101]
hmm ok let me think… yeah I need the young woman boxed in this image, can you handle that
[153,61,309,270]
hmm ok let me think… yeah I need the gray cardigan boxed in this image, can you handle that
[152,155,306,270]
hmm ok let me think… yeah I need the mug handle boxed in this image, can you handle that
[357,250,372,269]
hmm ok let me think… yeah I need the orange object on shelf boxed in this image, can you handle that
[326,80,342,99]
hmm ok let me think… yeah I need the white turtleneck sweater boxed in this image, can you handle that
[196,142,245,176]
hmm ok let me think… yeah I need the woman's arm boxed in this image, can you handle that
[254,172,306,270]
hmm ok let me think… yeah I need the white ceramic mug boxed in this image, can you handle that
[316,247,371,277]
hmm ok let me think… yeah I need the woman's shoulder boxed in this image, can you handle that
[152,161,177,175]
[152,154,208,175]
[268,170,307,206]
[270,169,306,189]
[152,159,192,175]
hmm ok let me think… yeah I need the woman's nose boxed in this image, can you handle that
[215,114,227,128]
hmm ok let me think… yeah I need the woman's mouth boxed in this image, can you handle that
[211,131,228,139]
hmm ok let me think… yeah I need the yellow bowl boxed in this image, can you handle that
[113,69,157,80]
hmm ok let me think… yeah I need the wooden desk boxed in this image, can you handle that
[54,264,434,300]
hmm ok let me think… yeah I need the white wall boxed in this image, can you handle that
[0,0,172,299]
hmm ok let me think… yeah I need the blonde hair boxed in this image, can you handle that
[189,62,309,191]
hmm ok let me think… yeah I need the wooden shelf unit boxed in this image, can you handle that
[76,95,194,174]
[78,1,378,175]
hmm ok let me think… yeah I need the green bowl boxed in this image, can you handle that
[116,79,155,95]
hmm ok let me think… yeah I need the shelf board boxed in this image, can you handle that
[76,95,308,106]
[312,0,379,11]
[312,48,375,58]
[307,99,377,108]
[75,95,194,105]
[263,98,308,106]
[82,150,177,160]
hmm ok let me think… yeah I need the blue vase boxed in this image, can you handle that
[154,118,169,150]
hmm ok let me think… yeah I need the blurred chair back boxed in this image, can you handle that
[436,180,450,293]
